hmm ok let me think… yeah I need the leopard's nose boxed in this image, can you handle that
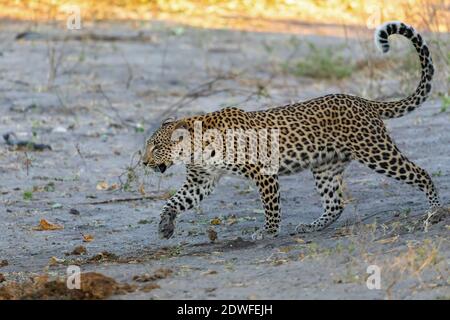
[142,160,149,166]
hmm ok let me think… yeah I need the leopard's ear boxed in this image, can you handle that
[162,117,176,126]
[174,120,188,130]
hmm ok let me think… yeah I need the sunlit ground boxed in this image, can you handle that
[0,0,449,34]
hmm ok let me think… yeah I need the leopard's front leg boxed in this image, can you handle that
[251,173,281,240]
[159,166,218,239]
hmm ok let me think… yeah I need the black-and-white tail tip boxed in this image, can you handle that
[372,21,434,119]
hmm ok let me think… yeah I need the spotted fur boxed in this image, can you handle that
[143,21,441,240]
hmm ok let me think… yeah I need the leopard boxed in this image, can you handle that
[142,21,444,241]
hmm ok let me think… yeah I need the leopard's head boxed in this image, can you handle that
[142,118,188,173]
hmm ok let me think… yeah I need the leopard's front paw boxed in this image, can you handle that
[295,223,318,233]
[159,212,176,239]
[251,228,279,241]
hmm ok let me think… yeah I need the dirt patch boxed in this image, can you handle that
[0,272,135,300]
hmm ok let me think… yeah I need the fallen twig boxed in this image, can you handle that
[80,192,171,205]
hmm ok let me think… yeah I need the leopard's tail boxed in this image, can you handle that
[371,21,434,119]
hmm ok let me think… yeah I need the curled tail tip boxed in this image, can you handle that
[374,21,411,53]
[373,21,433,119]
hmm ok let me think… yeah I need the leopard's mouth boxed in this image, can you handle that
[154,164,167,173]
[142,161,167,173]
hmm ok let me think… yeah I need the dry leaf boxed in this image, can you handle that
[210,218,221,225]
[33,219,63,231]
[97,181,119,191]
[96,181,109,190]
[82,234,94,242]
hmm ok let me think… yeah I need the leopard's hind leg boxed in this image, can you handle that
[232,164,281,240]
[296,159,349,233]
[351,127,441,209]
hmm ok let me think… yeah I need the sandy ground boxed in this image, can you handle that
[0,20,449,299]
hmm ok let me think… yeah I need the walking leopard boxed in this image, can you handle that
[142,21,443,240]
